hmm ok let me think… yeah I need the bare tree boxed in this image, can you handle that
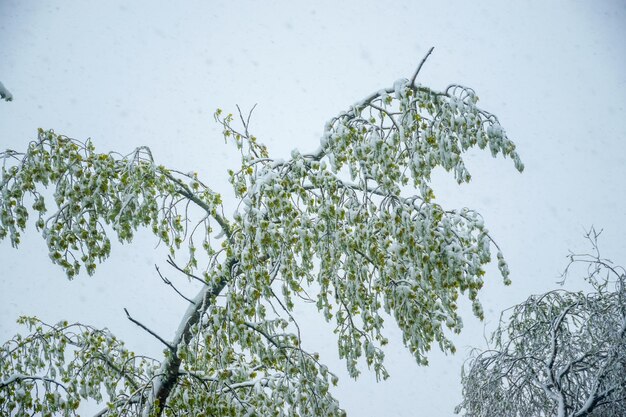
[457,230,626,417]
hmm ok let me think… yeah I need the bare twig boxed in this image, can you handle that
[166,255,206,285]
[155,265,194,303]
[236,103,258,138]
[410,47,435,87]
[124,308,174,351]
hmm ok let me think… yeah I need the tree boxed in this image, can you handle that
[0,52,523,416]
[457,230,626,417]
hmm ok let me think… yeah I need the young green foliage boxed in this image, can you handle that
[1,60,522,416]
[0,131,223,278]
[0,317,156,416]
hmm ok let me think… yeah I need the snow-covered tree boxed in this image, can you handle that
[0,53,523,416]
[457,230,626,417]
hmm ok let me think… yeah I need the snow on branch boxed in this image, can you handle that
[458,232,626,417]
[2,53,525,416]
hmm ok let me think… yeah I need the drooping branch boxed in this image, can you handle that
[0,318,156,416]
[163,170,233,241]
[458,236,626,417]
[155,265,194,303]
[0,374,68,391]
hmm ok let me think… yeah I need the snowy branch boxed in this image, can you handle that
[458,235,626,417]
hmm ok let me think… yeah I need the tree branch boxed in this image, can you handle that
[410,47,435,86]
[155,265,194,303]
[163,171,233,241]
[141,257,236,417]
[0,373,68,392]
[166,255,206,285]
[124,308,175,351]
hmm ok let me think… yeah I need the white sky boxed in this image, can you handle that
[1,1,625,416]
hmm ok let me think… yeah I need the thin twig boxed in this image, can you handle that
[166,255,206,285]
[124,308,175,351]
[155,265,194,303]
[410,47,435,86]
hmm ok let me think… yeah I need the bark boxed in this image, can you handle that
[142,257,235,417]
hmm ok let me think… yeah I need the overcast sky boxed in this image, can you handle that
[1,1,626,416]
